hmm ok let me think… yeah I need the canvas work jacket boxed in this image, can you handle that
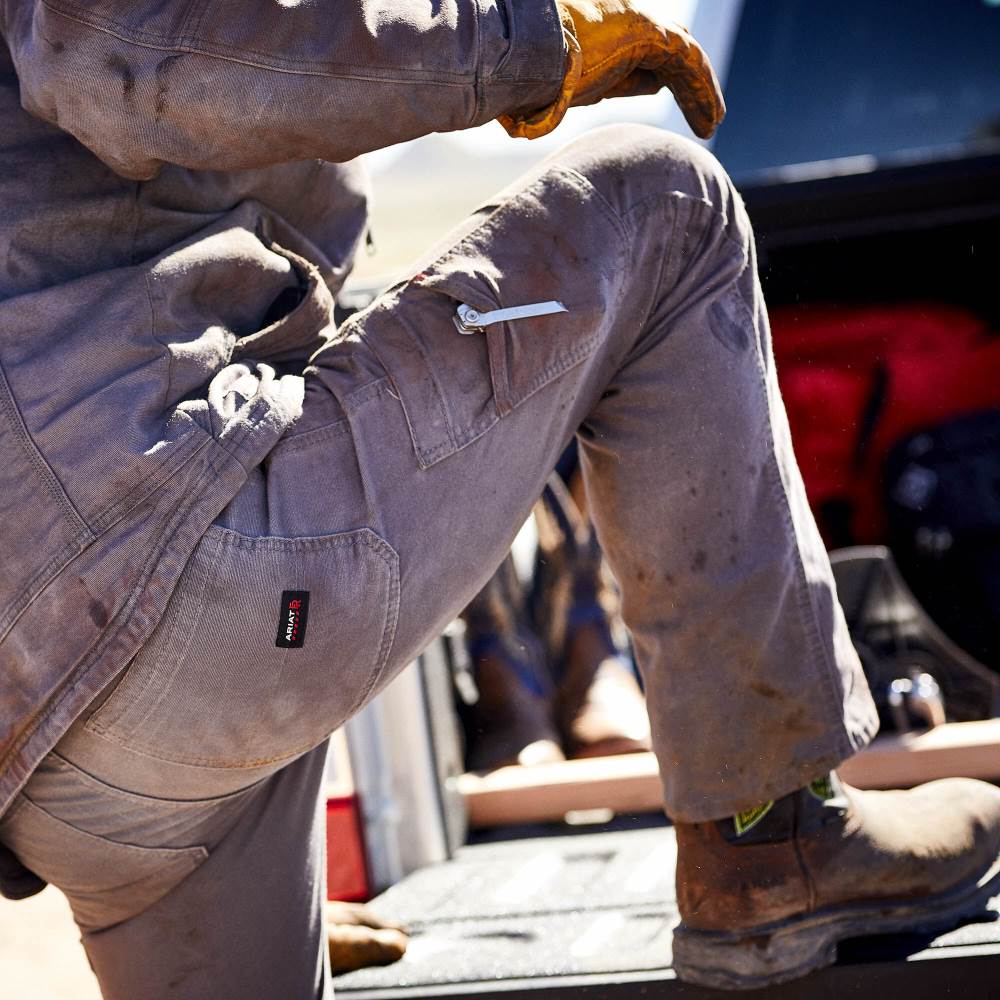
[0,0,565,823]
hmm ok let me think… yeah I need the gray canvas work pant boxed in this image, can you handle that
[0,125,879,999]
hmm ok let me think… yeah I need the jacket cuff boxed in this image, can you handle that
[475,0,568,126]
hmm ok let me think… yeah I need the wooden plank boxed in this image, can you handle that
[458,720,1000,828]
[839,718,1000,789]
[458,753,662,828]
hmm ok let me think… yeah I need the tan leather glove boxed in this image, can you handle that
[499,0,725,141]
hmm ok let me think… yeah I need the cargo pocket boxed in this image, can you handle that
[86,525,399,769]
[0,796,207,931]
[360,166,622,469]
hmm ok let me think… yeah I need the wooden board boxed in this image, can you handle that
[458,719,1000,828]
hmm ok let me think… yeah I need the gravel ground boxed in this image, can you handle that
[0,887,101,999]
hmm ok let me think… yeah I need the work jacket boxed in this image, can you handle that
[0,0,564,828]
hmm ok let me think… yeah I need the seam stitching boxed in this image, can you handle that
[745,285,851,752]
[0,358,91,535]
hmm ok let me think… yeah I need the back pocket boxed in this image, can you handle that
[86,525,399,768]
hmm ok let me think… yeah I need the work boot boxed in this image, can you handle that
[463,633,566,770]
[556,618,651,758]
[461,555,565,772]
[532,477,651,758]
[672,775,1000,990]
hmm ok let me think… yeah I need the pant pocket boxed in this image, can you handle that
[0,795,207,931]
[85,525,399,768]
[359,167,621,469]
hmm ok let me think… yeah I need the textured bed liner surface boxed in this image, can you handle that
[334,826,1000,998]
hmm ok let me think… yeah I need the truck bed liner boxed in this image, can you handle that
[334,826,1000,999]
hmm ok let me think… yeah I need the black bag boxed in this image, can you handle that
[883,410,1000,671]
[831,546,1000,730]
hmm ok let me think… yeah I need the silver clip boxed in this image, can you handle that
[453,300,568,335]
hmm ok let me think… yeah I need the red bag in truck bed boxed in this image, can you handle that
[770,302,1000,544]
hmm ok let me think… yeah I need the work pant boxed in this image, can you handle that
[0,125,879,999]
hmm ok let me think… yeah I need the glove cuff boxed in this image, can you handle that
[497,4,583,140]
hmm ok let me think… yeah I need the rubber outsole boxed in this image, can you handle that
[671,851,1000,991]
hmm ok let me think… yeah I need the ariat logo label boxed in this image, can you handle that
[734,801,774,837]
[276,590,310,649]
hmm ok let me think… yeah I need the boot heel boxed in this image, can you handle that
[671,919,839,991]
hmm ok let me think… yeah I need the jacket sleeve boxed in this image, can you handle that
[3,0,566,179]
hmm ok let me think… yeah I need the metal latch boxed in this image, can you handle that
[453,300,568,335]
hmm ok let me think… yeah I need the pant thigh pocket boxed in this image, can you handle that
[0,796,207,931]
[359,167,624,469]
[86,525,399,768]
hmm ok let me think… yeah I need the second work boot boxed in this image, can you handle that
[672,775,1000,990]
[556,618,651,758]
[463,633,566,771]
[461,554,565,771]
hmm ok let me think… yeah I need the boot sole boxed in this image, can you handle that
[671,849,1000,991]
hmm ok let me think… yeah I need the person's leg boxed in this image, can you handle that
[531,474,651,759]
[281,123,1000,988]
[289,122,876,820]
[0,740,332,1000]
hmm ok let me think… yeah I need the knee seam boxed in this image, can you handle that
[560,165,631,250]
[623,191,750,264]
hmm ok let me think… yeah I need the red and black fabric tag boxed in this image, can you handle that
[276,590,310,648]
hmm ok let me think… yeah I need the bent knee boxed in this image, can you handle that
[551,123,746,236]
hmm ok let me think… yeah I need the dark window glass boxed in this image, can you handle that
[713,0,1000,179]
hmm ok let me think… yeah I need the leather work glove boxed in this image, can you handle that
[499,0,725,141]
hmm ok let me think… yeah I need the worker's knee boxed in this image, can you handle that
[549,123,749,246]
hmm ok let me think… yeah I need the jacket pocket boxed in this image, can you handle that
[86,525,399,768]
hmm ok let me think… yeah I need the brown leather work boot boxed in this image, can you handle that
[461,555,565,772]
[672,775,1000,989]
[556,619,651,759]
[463,636,566,770]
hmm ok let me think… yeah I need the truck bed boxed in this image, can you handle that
[334,824,1000,999]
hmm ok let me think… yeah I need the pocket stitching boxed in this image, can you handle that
[86,528,224,738]
[344,533,400,719]
[381,304,464,459]
[46,751,269,807]
[12,796,207,894]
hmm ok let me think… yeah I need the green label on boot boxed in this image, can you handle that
[808,775,834,802]
[733,801,774,837]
